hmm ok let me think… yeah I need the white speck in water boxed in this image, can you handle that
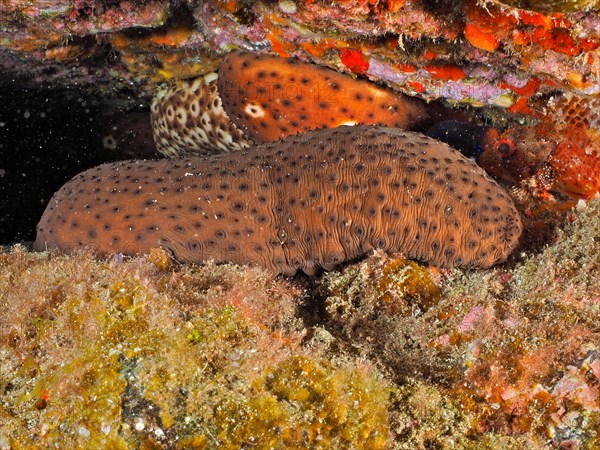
[23,109,30,119]
[103,135,117,150]
[101,423,111,435]
[77,426,91,439]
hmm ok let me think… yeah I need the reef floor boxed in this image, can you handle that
[0,200,598,449]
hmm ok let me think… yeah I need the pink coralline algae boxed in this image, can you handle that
[1,0,598,104]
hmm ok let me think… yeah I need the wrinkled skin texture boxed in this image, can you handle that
[36,126,522,275]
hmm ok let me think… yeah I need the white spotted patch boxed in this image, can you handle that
[165,106,174,121]
[151,75,253,158]
[175,107,187,125]
[189,99,200,118]
[244,103,265,119]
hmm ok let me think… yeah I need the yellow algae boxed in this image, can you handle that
[145,247,172,272]
[1,201,598,447]
[0,248,391,448]
[379,257,442,313]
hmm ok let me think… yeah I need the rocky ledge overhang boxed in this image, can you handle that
[0,0,598,112]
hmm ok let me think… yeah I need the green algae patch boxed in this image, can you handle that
[0,247,391,448]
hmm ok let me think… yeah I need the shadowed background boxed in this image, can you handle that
[0,85,156,244]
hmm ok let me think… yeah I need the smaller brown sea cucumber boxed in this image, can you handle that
[35,126,522,275]
[218,51,432,143]
[151,52,434,157]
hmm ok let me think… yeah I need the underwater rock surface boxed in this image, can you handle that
[1,0,599,446]
[2,200,599,448]
[1,0,598,102]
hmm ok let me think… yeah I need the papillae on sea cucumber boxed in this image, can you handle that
[35,126,522,275]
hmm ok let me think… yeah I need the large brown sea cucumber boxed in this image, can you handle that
[35,126,522,275]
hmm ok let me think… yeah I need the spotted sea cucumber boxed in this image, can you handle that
[151,52,434,157]
[217,52,433,143]
[35,126,522,275]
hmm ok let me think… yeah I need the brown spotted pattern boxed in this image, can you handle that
[218,51,432,143]
[35,126,522,275]
[151,73,252,157]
